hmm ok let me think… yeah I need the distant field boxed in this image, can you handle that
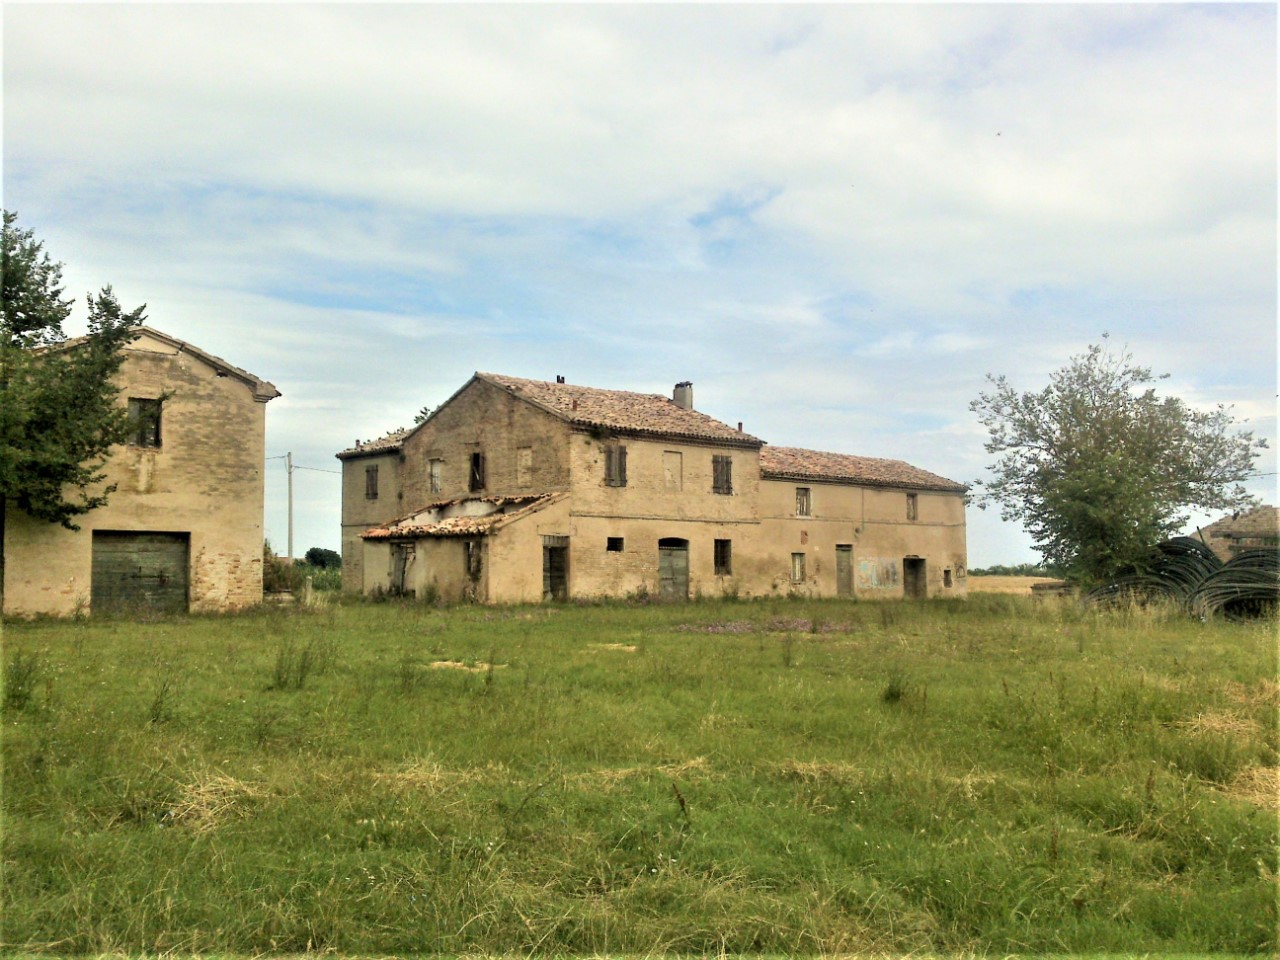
[967,575,1066,594]
[2,596,1275,956]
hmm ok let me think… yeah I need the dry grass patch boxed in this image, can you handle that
[376,758,506,793]
[578,756,714,790]
[967,575,1062,594]
[776,759,863,784]
[1224,765,1280,810]
[170,773,268,832]
[1176,711,1262,738]
[429,659,507,673]
[590,642,638,652]
[1225,677,1280,708]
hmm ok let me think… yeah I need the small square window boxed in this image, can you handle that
[365,464,379,500]
[796,487,811,517]
[714,539,732,576]
[127,397,162,448]
[606,537,624,552]
[791,552,806,582]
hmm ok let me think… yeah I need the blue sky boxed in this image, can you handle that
[5,4,1276,564]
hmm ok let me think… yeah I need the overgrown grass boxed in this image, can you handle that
[2,595,1276,955]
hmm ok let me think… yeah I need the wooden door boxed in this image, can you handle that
[658,538,689,601]
[92,531,189,614]
[836,545,853,598]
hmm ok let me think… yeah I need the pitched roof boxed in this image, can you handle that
[760,445,966,492]
[477,373,762,447]
[1201,505,1279,541]
[361,493,564,539]
[337,427,411,460]
[57,325,280,402]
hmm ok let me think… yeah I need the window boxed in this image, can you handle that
[712,455,733,495]
[127,397,162,448]
[795,487,811,517]
[663,451,683,491]
[604,444,628,487]
[943,568,953,588]
[606,537,624,552]
[469,451,486,491]
[906,493,918,521]
[516,447,533,487]
[791,552,806,582]
[365,464,379,500]
[428,458,443,495]
[465,539,482,580]
[714,539,732,576]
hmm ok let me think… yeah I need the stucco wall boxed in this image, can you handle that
[3,332,272,616]
[340,451,403,592]
[401,378,571,507]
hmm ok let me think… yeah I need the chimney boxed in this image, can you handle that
[673,381,694,410]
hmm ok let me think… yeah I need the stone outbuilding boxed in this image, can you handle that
[339,373,967,603]
[2,327,280,616]
[1198,505,1279,562]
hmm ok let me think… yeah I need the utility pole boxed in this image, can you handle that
[286,451,294,563]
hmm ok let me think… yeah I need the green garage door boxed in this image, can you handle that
[92,531,190,614]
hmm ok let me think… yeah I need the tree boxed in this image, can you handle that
[2,211,147,602]
[304,546,341,569]
[970,338,1266,585]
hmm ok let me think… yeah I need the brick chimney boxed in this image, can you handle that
[673,381,693,410]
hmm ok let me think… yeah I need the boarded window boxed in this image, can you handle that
[714,539,732,576]
[791,552,806,582]
[604,444,628,487]
[429,458,443,494]
[365,465,379,500]
[906,493,918,521]
[663,451,683,491]
[712,455,733,495]
[796,487,811,517]
[516,447,533,487]
[469,452,486,491]
[127,397,162,448]
[606,537,624,552]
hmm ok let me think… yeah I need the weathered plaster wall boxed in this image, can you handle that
[340,451,403,592]
[3,333,272,616]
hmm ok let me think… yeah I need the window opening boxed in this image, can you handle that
[796,487,811,517]
[606,537,624,552]
[428,458,443,494]
[365,464,379,500]
[127,398,162,448]
[906,493,918,521]
[712,455,733,495]
[663,451,683,491]
[604,444,628,487]
[469,451,486,491]
[791,552,806,582]
[714,539,732,576]
[944,568,953,588]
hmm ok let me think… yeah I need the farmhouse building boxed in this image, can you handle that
[1199,505,1279,562]
[339,373,967,603]
[2,327,280,616]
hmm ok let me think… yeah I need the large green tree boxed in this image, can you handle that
[1,210,146,602]
[970,338,1266,585]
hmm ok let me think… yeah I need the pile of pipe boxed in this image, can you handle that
[1085,536,1279,619]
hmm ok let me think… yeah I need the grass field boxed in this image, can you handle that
[2,595,1276,956]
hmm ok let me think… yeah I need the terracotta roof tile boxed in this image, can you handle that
[479,373,761,447]
[337,427,411,459]
[1202,505,1279,541]
[362,493,563,539]
[760,445,965,492]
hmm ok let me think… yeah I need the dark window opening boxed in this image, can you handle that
[365,464,379,500]
[606,537,624,552]
[796,487,811,517]
[127,397,162,448]
[604,444,628,487]
[469,451,486,491]
[712,455,733,495]
[714,539,732,576]
[943,568,953,588]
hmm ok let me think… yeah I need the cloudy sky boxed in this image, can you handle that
[5,3,1276,564]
